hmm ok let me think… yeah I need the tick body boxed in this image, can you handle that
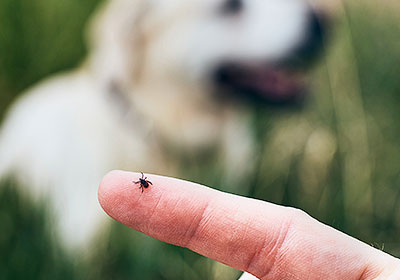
[134,172,152,193]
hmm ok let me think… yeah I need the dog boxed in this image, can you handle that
[0,0,326,249]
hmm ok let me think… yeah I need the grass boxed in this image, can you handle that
[0,181,78,280]
[0,0,101,117]
[0,0,399,279]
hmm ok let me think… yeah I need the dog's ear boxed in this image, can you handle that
[86,0,150,92]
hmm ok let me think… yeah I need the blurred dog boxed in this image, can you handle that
[0,0,326,249]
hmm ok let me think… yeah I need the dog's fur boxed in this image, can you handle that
[0,0,325,249]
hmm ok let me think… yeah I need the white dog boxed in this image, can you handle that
[0,0,325,249]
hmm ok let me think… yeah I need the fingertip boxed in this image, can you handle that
[98,170,125,201]
[98,170,137,218]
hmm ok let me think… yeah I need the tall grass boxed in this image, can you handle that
[0,0,101,117]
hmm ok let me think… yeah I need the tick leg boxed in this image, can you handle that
[133,181,140,184]
[141,172,144,179]
[148,181,153,185]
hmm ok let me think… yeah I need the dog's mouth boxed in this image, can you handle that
[213,62,309,106]
[212,11,327,106]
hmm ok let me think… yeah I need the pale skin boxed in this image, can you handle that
[98,171,400,280]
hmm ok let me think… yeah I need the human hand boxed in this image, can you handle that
[98,171,400,280]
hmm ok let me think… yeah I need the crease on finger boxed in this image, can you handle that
[251,210,296,280]
[183,198,212,248]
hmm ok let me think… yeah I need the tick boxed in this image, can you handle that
[134,172,152,193]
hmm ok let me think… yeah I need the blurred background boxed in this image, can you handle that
[0,0,399,279]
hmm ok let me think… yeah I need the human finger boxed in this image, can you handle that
[98,170,400,279]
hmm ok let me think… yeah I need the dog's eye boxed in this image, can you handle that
[220,0,243,15]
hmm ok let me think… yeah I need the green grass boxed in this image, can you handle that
[0,0,101,117]
[0,0,399,279]
[0,181,78,280]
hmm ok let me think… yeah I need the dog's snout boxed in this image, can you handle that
[290,10,327,65]
[307,11,326,50]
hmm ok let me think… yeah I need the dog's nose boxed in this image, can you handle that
[290,10,327,65]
